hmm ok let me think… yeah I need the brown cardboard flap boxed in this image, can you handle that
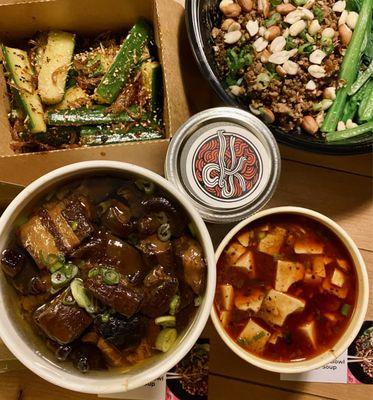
[0,181,23,211]
[0,139,169,185]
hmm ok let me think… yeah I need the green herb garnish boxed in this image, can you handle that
[70,220,78,231]
[313,7,324,23]
[340,303,351,316]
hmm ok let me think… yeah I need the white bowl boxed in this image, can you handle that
[211,206,369,374]
[0,161,216,394]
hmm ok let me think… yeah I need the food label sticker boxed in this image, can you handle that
[182,124,271,209]
[280,351,348,383]
[98,375,166,399]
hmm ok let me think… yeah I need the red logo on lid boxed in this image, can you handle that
[193,129,261,201]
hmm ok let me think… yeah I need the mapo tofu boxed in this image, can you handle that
[215,214,357,362]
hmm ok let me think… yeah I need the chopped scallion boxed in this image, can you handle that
[340,303,351,316]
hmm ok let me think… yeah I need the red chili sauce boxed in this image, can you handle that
[215,214,357,362]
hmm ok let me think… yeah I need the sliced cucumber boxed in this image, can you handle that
[155,328,177,353]
[47,105,148,126]
[79,125,163,146]
[1,45,46,133]
[141,60,162,116]
[95,19,152,104]
[38,31,75,105]
[51,86,91,111]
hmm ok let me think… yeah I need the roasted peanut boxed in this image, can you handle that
[276,3,296,15]
[346,11,358,30]
[246,20,259,36]
[260,49,272,63]
[323,87,336,100]
[258,0,270,18]
[333,1,346,13]
[270,36,286,52]
[306,80,316,90]
[224,30,242,44]
[253,37,269,52]
[339,24,352,46]
[237,0,253,12]
[260,107,275,124]
[289,20,307,36]
[228,21,241,32]
[276,65,287,77]
[282,60,299,75]
[301,116,319,134]
[264,26,281,41]
[219,0,242,18]
[308,65,326,78]
[309,49,326,64]
[221,18,236,31]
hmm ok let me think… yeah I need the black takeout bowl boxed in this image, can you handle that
[185,0,373,155]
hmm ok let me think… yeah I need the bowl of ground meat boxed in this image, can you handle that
[185,0,373,155]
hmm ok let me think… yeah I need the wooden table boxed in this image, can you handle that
[0,1,372,399]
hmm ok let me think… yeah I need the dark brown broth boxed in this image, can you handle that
[215,214,357,362]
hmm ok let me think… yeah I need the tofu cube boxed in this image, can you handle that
[237,319,271,353]
[232,250,255,275]
[336,259,350,272]
[268,331,283,345]
[258,227,287,256]
[294,238,323,254]
[236,231,251,247]
[225,242,247,265]
[275,260,305,292]
[234,289,265,313]
[299,320,317,348]
[219,310,231,328]
[312,256,326,278]
[322,277,349,299]
[331,268,346,288]
[220,284,235,310]
[259,289,305,326]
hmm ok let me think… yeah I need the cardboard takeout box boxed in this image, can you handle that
[0,0,190,184]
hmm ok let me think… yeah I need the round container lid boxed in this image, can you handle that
[165,107,281,223]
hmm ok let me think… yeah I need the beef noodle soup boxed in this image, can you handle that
[1,176,207,373]
[215,214,357,362]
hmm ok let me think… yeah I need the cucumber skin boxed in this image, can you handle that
[47,106,148,126]
[358,80,373,122]
[95,19,152,104]
[1,45,46,134]
[142,61,163,116]
[80,125,163,146]
[38,31,76,105]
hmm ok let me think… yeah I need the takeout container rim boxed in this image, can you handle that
[0,160,216,394]
[211,206,369,374]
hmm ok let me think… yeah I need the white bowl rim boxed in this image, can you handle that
[0,160,216,394]
[211,206,369,374]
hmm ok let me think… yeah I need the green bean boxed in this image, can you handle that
[325,121,373,142]
[321,0,373,132]
[349,61,373,95]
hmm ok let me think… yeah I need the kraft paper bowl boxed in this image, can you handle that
[0,161,216,394]
[211,206,369,373]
